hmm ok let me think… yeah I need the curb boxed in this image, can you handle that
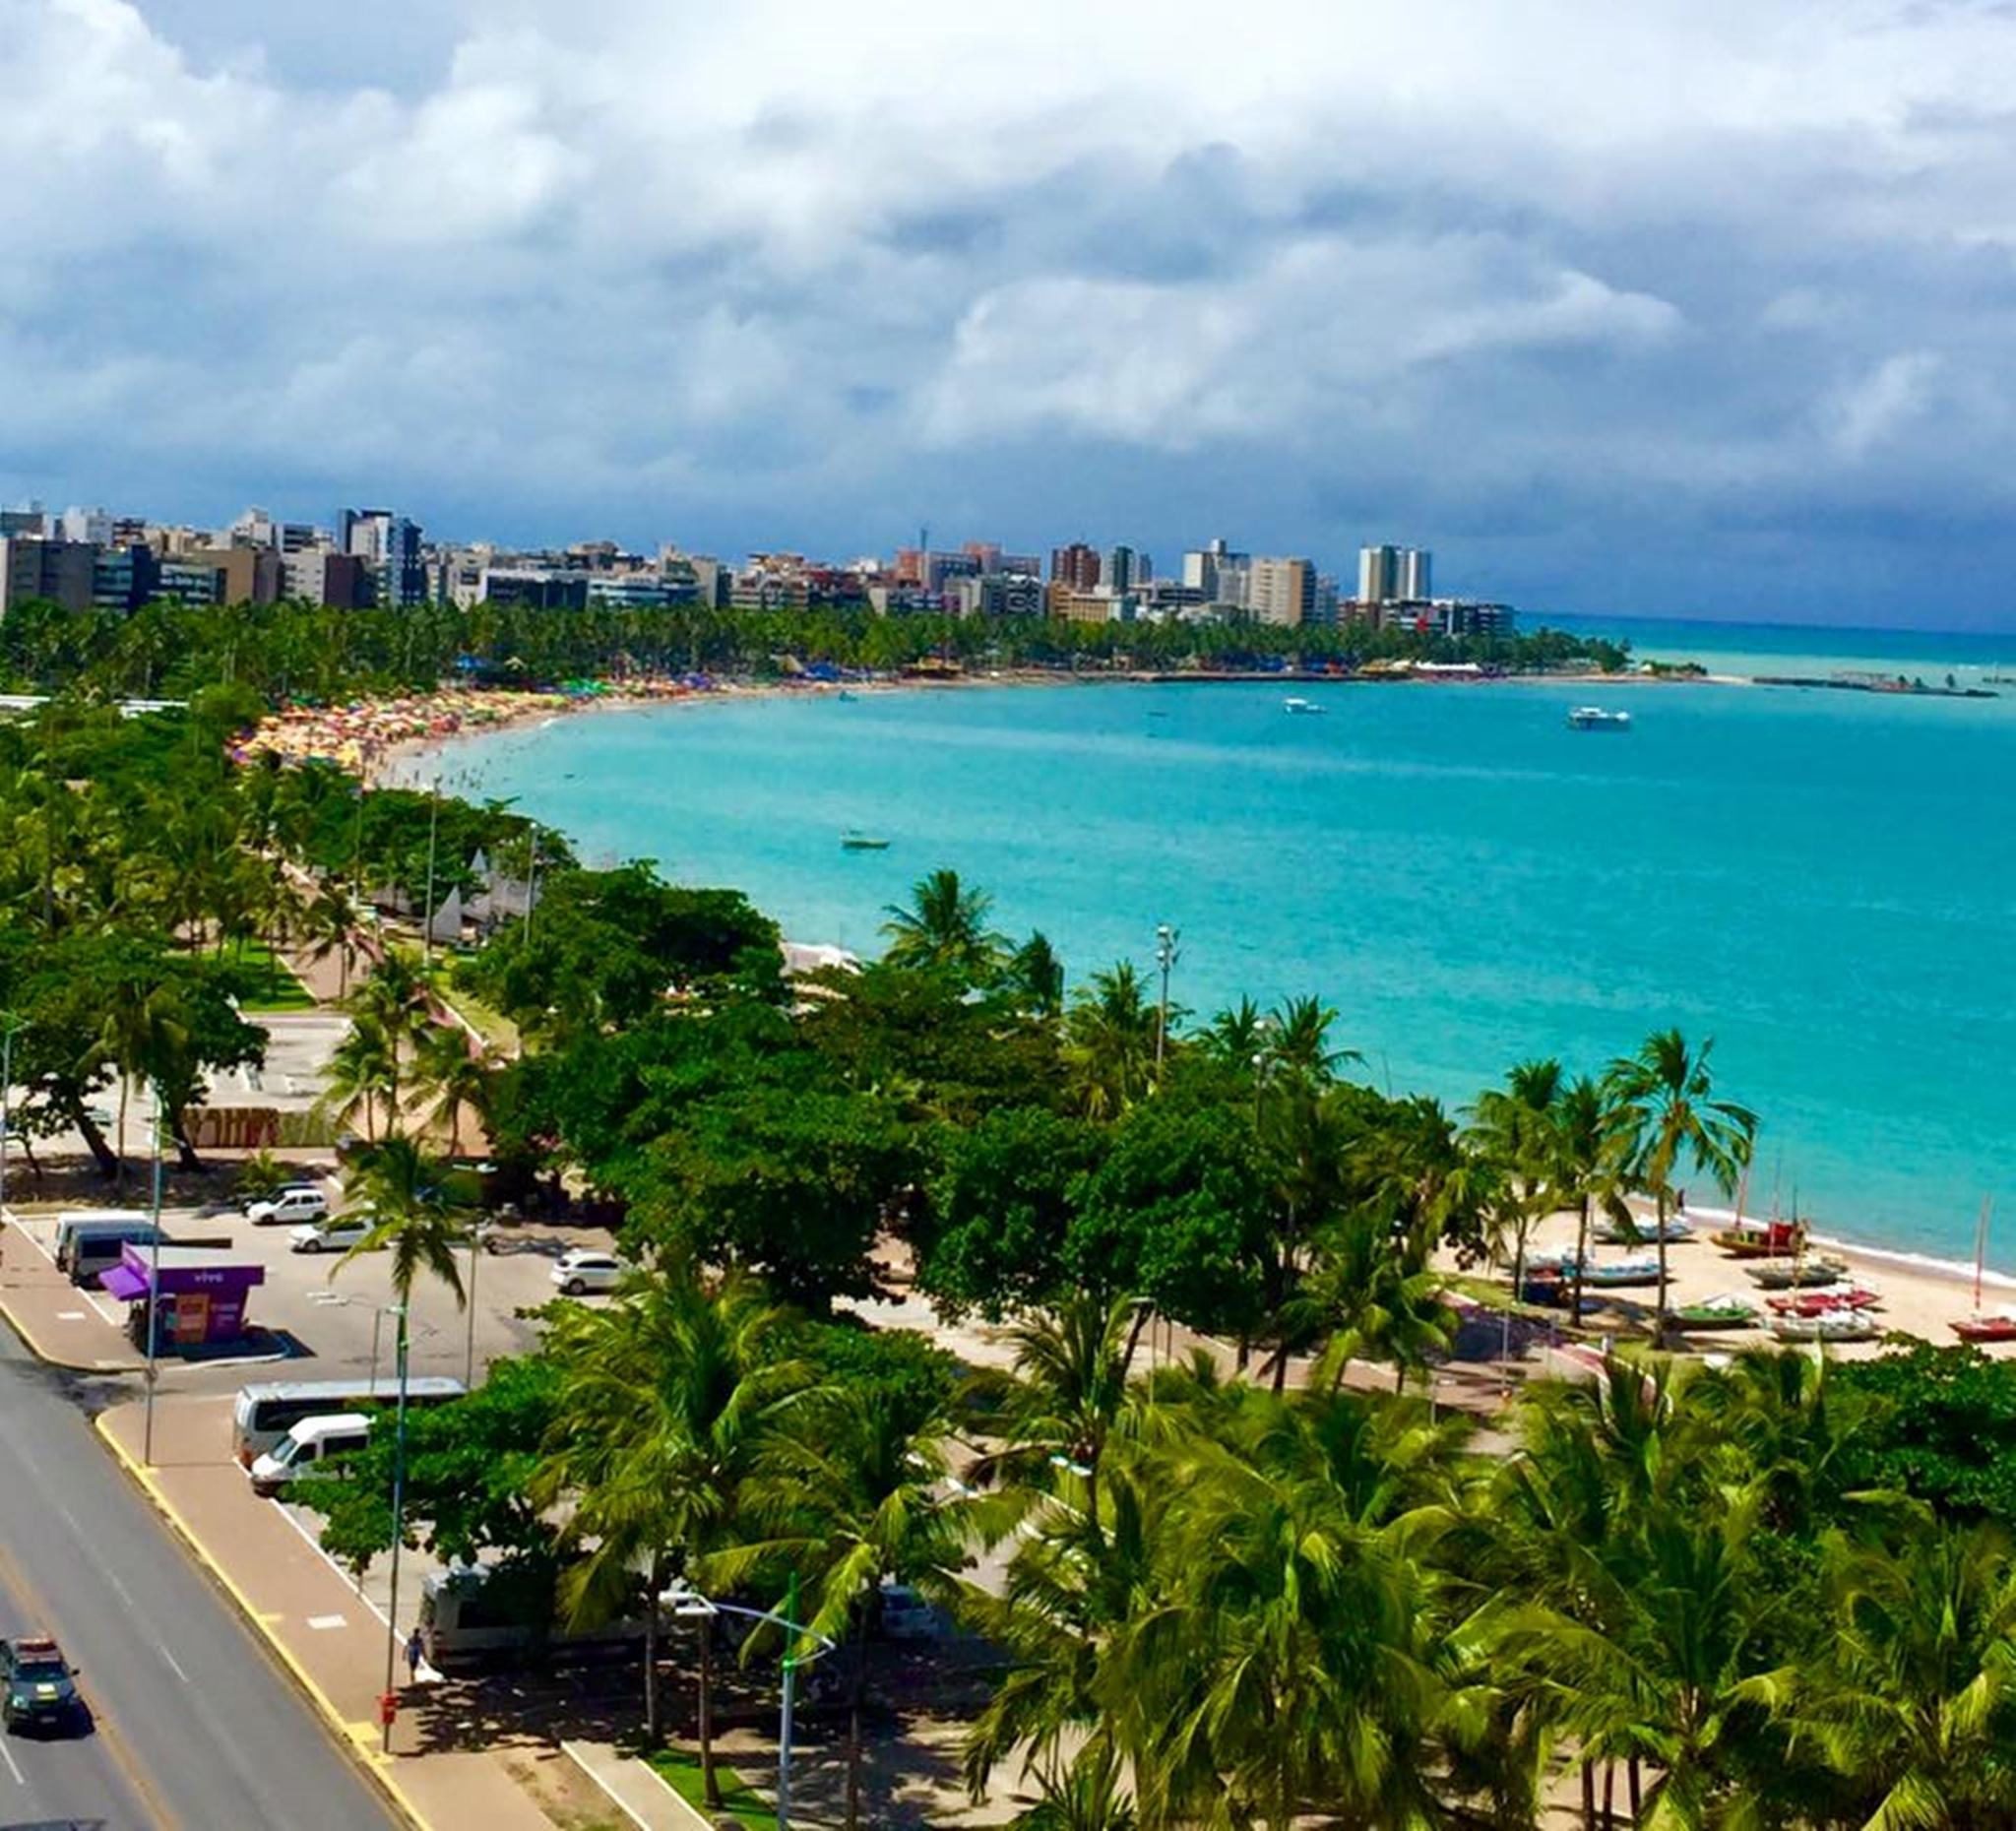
[92,1412,429,1831]
[0,1285,140,1372]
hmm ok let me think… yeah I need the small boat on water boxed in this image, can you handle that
[840,832,891,852]
[1283,696,1327,716]
[837,689,858,702]
[1567,706,1631,730]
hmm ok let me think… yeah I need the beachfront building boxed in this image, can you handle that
[340,507,427,608]
[0,535,97,614]
[1248,557,1316,627]
[1049,542,1101,592]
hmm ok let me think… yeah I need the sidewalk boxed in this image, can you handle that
[97,1395,554,1831]
[0,1211,142,1369]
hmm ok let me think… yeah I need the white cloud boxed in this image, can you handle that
[3,0,2016,615]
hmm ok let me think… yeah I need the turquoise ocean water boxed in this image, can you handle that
[412,619,2016,1268]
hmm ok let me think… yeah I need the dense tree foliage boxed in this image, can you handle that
[0,597,1631,704]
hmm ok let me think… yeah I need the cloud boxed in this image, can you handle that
[3,0,2016,619]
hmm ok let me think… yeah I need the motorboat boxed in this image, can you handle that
[840,832,891,852]
[1567,706,1631,730]
[1283,697,1327,716]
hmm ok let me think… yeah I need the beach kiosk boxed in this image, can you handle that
[98,1243,265,1350]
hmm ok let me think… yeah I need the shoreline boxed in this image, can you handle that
[251,676,2012,1315]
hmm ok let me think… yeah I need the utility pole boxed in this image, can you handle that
[1153,922,1180,1079]
[381,1300,411,1752]
[142,1079,165,1465]
[0,1013,24,1279]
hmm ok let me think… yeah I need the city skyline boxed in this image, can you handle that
[7,3,2016,628]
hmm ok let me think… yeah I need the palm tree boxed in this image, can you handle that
[1605,1031,1757,1329]
[300,879,361,997]
[1002,931,1066,1019]
[738,1385,979,1829]
[410,1023,497,1159]
[880,868,1009,984]
[321,1014,399,1144]
[1550,1074,1631,1326]
[1792,1522,2016,1827]
[536,1274,806,1787]
[1264,995,1357,1088]
[1010,1745,1138,1831]
[337,1136,472,1311]
[1060,964,1163,1119]
[1467,1058,1564,1313]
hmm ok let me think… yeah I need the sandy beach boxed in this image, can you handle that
[1492,1198,2016,1361]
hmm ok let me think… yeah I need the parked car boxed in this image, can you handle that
[245,1186,329,1227]
[289,1215,374,1254]
[1,1635,83,1736]
[550,1249,625,1296]
[877,1583,946,1642]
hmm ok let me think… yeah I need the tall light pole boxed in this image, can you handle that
[0,1012,24,1277]
[420,789,440,968]
[142,1079,166,1466]
[664,1578,836,1831]
[381,1298,410,1753]
[1153,922,1180,1080]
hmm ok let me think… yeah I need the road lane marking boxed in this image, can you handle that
[306,1614,347,1630]
[55,1309,87,1321]
[156,1641,190,1682]
[0,1737,23,1784]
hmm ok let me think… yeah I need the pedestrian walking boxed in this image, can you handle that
[405,1625,424,1683]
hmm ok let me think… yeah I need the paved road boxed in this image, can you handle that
[0,1329,403,1831]
[0,1544,150,1829]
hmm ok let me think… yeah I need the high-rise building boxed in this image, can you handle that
[1103,545,1140,593]
[1248,557,1315,626]
[1048,542,1101,591]
[339,508,426,606]
[0,535,96,613]
[1356,544,1399,604]
[1399,547,1431,601]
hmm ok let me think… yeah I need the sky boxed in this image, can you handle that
[5,0,2016,626]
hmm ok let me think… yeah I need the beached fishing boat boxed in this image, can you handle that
[1673,1294,1760,1330]
[1765,1285,1880,1317]
[1747,1255,1850,1289]
[1599,1214,1694,1244]
[1713,1222,1807,1259]
[1770,1310,1881,1344]
[1567,706,1631,730]
[840,832,891,852]
[1952,1309,2016,1344]
[1579,1258,1667,1290]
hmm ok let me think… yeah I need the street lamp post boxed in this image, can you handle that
[0,1013,24,1277]
[663,1578,837,1831]
[420,789,440,968]
[380,1299,411,1753]
[1153,922,1180,1079]
[142,1080,166,1466]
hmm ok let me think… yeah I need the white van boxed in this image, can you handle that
[231,1377,467,1466]
[53,1214,164,1285]
[249,1414,371,1496]
[244,1187,329,1227]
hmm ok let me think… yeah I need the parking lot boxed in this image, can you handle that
[5,1185,618,1403]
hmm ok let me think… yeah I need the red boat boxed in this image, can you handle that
[1952,1311,2016,1344]
[1766,1287,1879,1318]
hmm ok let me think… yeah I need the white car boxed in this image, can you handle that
[246,1187,329,1227]
[289,1216,374,1254]
[550,1249,625,1296]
